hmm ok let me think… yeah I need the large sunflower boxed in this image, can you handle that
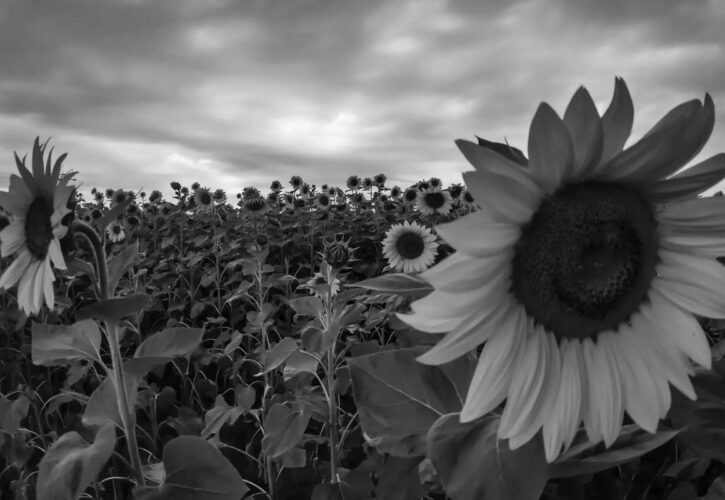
[0,138,76,315]
[398,78,725,462]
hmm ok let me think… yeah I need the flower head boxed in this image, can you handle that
[382,221,439,274]
[290,175,303,189]
[193,187,214,211]
[416,186,452,216]
[0,138,76,315]
[398,78,725,463]
[314,193,331,211]
[346,175,361,191]
[403,187,418,205]
[106,221,126,243]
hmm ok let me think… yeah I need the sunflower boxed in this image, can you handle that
[106,221,126,243]
[213,188,227,205]
[374,173,387,188]
[314,193,331,211]
[382,221,439,274]
[243,191,270,216]
[403,187,418,205]
[193,187,214,211]
[398,78,725,463]
[416,186,453,216]
[110,189,127,207]
[0,138,76,315]
[346,174,361,191]
[290,175,303,190]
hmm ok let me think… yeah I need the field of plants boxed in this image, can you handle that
[1,132,725,500]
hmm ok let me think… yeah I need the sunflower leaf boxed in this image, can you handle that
[94,197,133,232]
[153,436,248,500]
[349,273,433,296]
[427,414,547,500]
[36,424,116,500]
[76,294,152,324]
[107,240,139,295]
[31,319,103,366]
[548,428,680,478]
[348,347,474,456]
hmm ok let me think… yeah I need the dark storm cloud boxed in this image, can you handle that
[0,0,724,196]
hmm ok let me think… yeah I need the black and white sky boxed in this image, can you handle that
[1,0,724,196]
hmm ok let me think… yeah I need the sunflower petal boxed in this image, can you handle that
[592,334,623,447]
[528,103,575,194]
[609,327,660,433]
[435,211,520,257]
[460,307,528,422]
[647,153,725,203]
[462,170,540,224]
[598,77,634,167]
[455,139,540,193]
[17,259,40,315]
[581,338,602,443]
[48,239,66,270]
[0,250,32,290]
[655,250,725,319]
[416,296,514,365]
[43,256,55,311]
[499,327,549,442]
[563,86,604,177]
[645,288,712,370]
[13,153,38,198]
[601,95,714,184]
[0,222,26,257]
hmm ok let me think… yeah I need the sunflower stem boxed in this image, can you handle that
[71,220,145,487]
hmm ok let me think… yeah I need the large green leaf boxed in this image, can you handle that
[350,273,433,296]
[134,327,203,359]
[549,426,680,478]
[158,436,248,500]
[36,424,117,500]
[262,400,312,460]
[427,414,547,500]
[348,347,474,456]
[76,294,152,324]
[107,240,139,295]
[31,319,102,366]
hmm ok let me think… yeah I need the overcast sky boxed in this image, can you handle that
[1,0,724,198]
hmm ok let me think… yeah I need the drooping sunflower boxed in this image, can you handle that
[0,138,76,315]
[398,78,725,462]
[416,186,453,216]
[382,221,439,274]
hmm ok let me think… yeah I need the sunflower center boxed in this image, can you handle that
[510,182,658,340]
[396,231,425,260]
[200,192,212,205]
[25,197,54,260]
[424,192,445,209]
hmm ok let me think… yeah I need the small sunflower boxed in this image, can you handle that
[110,189,127,207]
[213,188,227,205]
[346,174,361,191]
[382,221,439,274]
[390,186,402,198]
[428,177,442,189]
[243,191,270,216]
[105,188,114,199]
[270,180,282,191]
[193,187,214,211]
[94,191,104,203]
[314,193,331,211]
[399,78,725,462]
[416,187,453,216]
[106,221,126,243]
[0,138,76,315]
[374,173,387,188]
[290,175,303,190]
[305,272,341,298]
[403,187,418,205]
[362,177,374,189]
[170,181,181,192]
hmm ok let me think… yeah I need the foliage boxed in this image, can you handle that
[1,168,724,500]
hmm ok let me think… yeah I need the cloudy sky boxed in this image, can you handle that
[1,0,724,198]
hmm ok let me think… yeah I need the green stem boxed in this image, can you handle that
[71,221,146,487]
[326,344,339,484]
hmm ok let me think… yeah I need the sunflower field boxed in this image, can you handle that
[2,80,725,500]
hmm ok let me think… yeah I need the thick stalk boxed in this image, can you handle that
[257,265,276,500]
[71,221,146,486]
[326,344,339,484]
